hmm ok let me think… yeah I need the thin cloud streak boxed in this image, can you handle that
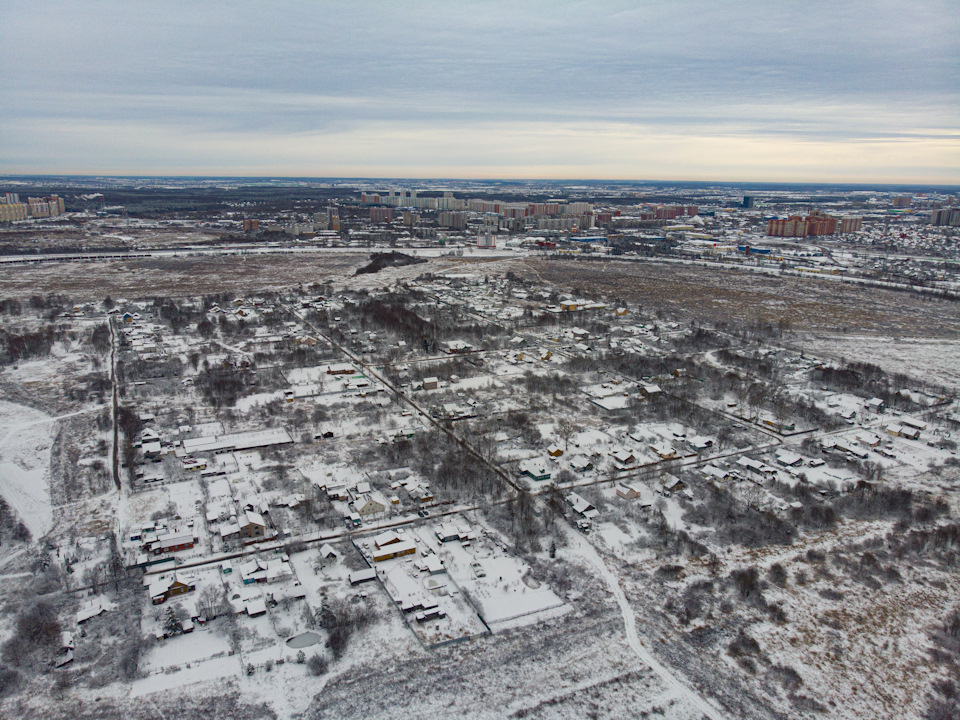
[4,119,957,184]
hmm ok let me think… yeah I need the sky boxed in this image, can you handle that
[1,1,958,183]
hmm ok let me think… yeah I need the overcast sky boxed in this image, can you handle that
[2,1,958,182]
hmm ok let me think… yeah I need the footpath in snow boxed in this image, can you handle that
[0,401,97,539]
[567,528,728,720]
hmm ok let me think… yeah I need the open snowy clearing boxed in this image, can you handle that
[0,400,60,538]
[799,334,960,390]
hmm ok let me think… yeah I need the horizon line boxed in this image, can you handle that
[1,173,959,191]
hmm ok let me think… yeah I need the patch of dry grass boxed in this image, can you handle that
[522,258,960,337]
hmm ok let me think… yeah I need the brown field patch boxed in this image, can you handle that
[520,258,960,337]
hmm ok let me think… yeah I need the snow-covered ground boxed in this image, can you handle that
[0,400,62,538]
[800,334,960,390]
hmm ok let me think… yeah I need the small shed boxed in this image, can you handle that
[349,568,377,585]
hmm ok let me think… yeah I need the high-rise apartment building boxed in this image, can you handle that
[767,211,838,237]
[438,211,467,230]
[563,202,593,215]
[767,217,807,237]
[805,210,837,235]
[930,208,960,226]
[370,207,394,223]
[0,202,28,222]
[643,204,698,220]
[24,195,65,218]
[839,216,863,233]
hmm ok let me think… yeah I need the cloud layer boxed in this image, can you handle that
[2,1,958,182]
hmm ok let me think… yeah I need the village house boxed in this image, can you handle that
[887,423,920,440]
[736,456,777,480]
[76,597,114,624]
[857,432,882,448]
[435,523,461,543]
[408,485,434,504]
[519,458,552,482]
[326,362,355,375]
[146,526,196,555]
[182,456,206,472]
[866,397,886,413]
[373,530,405,549]
[661,474,685,494]
[833,438,869,458]
[148,573,196,605]
[565,492,599,519]
[372,539,417,562]
[687,436,713,452]
[238,558,268,584]
[611,448,636,467]
[239,510,268,540]
[445,340,473,354]
[569,455,594,472]
[354,495,386,518]
[900,416,928,432]
[774,450,803,467]
[616,482,644,499]
[702,464,735,482]
[649,443,676,460]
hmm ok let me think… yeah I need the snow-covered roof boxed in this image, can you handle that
[565,492,599,518]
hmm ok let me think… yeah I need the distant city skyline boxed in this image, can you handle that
[2,1,958,183]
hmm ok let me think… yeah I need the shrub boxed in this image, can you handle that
[769,664,803,693]
[0,667,21,698]
[15,599,61,647]
[731,566,761,600]
[728,631,761,658]
[307,654,328,676]
[768,563,788,587]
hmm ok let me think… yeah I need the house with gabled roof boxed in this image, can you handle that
[148,573,196,604]
[239,510,267,540]
[616,482,644,499]
[569,454,594,472]
[565,492,599,519]
[354,495,385,518]
[611,448,636,467]
[373,530,404,549]
[519,458,552,482]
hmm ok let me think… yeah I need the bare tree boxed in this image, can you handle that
[556,417,577,452]
[197,585,228,620]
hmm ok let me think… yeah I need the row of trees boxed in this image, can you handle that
[1,326,58,364]
[0,497,31,545]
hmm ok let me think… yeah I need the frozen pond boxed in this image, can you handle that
[286,631,322,649]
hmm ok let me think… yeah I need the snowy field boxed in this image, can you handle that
[799,334,960,390]
[0,400,57,538]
